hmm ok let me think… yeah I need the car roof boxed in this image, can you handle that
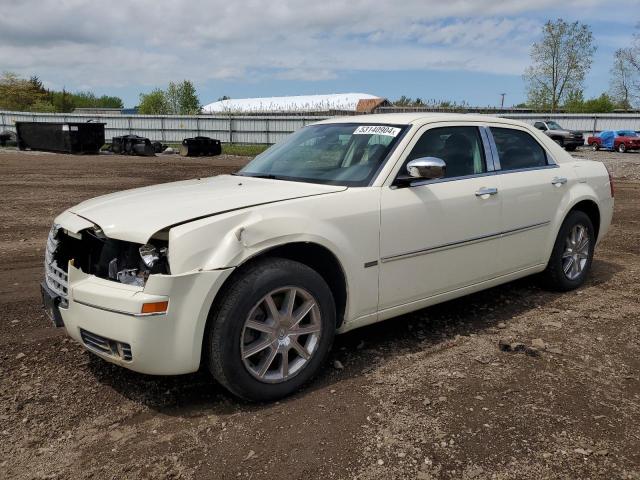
[313,112,532,129]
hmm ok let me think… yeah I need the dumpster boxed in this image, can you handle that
[16,122,105,154]
[0,130,16,147]
[111,135,155,156]
[180,136,222,156]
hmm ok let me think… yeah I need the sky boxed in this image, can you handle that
[0,0,638,108]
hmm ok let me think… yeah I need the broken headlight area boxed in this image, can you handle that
[50,226,170,287]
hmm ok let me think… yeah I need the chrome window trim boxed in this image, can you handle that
[391,153,559,189]
[495,164,559,175]
[381,221,550,263]
[73,299,167,317]
[479,126,500,171]
[484,126,501,170]
[397,170,499,188]
[387,122,562,189]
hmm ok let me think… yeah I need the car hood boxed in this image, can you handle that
[68,175,347,243]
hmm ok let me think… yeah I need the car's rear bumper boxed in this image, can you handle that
[57,264,234,375]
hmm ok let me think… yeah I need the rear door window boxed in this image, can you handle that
[490,127,548,171]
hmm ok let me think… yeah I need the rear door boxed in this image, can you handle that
[487,126,567,273]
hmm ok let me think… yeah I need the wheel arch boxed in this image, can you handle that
[207,241,348,328]
[200,241,348,368]
[568,199,601,241]
[545,192,602,266]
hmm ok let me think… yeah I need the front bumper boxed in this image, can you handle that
[57,264,233,375]
[565,138,584,148]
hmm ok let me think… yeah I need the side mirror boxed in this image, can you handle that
[406,157,446,180]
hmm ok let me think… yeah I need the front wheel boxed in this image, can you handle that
[541,211,595,291]
[591,142,600,151]
[617,143,627,153]
[206,257,336,401]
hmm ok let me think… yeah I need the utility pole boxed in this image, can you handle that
[500,93,506,109]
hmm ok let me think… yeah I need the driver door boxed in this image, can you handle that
[378,124,503,312]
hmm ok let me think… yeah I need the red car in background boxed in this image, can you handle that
[587,130,640,153]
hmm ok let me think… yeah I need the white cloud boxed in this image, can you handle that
[0,0,636,92]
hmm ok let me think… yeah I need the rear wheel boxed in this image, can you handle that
[206,257,335,401]
[553,137,564,148]
[541,210,595,291]
[617,143,627,153]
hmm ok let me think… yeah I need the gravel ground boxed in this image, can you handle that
[0,147,638,480]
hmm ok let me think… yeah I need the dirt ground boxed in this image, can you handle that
[0,147,638,480]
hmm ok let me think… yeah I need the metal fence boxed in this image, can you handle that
[0,110,330,145]
[498,113,640,134]
[2,110,640,145]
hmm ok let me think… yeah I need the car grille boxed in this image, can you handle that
[80,329,133,361]
[44,224,69,307]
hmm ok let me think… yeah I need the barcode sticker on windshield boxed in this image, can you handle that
[353,126,401,137]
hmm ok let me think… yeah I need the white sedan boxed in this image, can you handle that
[41,114,614,401]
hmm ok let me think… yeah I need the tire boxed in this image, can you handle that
[553,137,564,148]
[591,142,599,151]
[617,143,626,153]
[206,257,336,401]
[565,145,577,152]
[541,210,595,291]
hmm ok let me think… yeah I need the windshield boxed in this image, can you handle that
[238,123,407,186]
[546,121,563,130]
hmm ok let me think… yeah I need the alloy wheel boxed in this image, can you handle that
[240,287,322,383]
[562,224,590,280]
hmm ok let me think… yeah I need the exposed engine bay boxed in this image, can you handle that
[51,226,169,287]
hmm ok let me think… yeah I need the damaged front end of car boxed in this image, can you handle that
[45,223,170,296]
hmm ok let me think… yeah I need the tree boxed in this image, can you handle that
[563,91,615,113]
[0,72,124,112]
[176,80,200,114]
[138,88,169,114]
[609,49,636,109]
[165,82,180,114]
[394,95,412,106]
[524,19,596,112]
[0,72,48,111]
[610,23,640,110]
[139,80,200,115]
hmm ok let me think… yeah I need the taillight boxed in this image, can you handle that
[608,168,615,198]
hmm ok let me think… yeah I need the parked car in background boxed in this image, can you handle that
[41,113,614,401]
[533,120,584,151]
[587,130,640,153]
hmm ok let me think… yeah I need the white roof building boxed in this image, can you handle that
[202,93,387,114]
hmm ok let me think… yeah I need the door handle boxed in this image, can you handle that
[475,187,498,197]
[551,176,568,186]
